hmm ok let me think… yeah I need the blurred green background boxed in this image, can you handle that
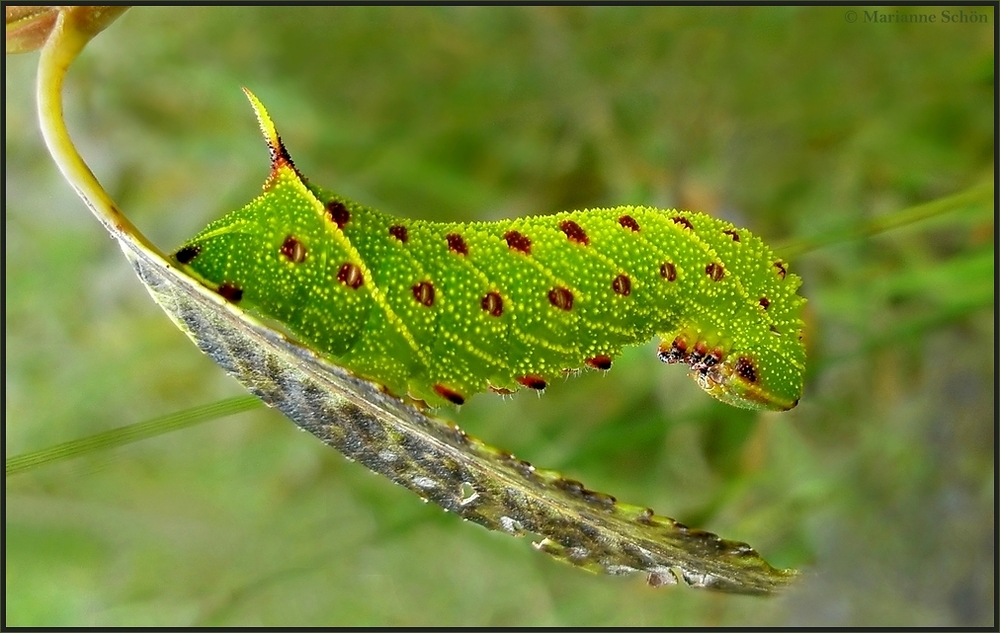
[5,6,994,626]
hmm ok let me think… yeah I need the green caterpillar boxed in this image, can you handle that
[173,90,806,410]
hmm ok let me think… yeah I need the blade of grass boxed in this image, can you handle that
[5,395,262,476]
[776,180,994,259]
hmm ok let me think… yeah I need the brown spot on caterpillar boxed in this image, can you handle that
[658,336,688,364]
[673,336,688,354]
[703,348,724,369]
[672,215,693,230]
[336,263,364,289]
[660,261,677,281]
[585,355,613,370]
[389,224,409,242]
[480,291,504,317]
[691,340,708,363]
[618,215,641,232]
[280,235,307,263]
[559,219,590,245]
[174,245,201,264]
[504,230,532,254]
[774,260,787,279]
[759,296,770,309]
[412,281,435,307]
[770,325,781,335]
[325,200,350,229]
[706,262,725,281]
[735,356,757,383]
[217,282,243,303]
[517,375,547,390]
[548,286,574,311]
[446,233,469,256]
[612,274,632,296]
[434,384,465,405]
[723,229,740,242]
[489,384,515,395]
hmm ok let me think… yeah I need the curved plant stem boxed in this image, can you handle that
[35,7,159,254]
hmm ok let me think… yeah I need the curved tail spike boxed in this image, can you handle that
[241,87,298,180]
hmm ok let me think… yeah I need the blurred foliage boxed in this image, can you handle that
[5,6,994,626]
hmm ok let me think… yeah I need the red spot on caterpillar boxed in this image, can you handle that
[504,230,532,254]
[672,216,693,230]
[612,274,632,296]
[412,281,435,307]
[517,375,547,390]
[657,336,688,364]
[691,340,708,363]
[618,215,641,232]
[325,200,350,229]
[389,225,409,242]
[723,229,740,242]
[585,355,613,370]
[705,348,724,367]
[217,282,243,303]
[759,297,770,309]
[174,245,201,264]
[706,262,725,281]
[660,261,677,281]
[548,286,574,311]
[280,235,308,263]
[337,263,364,289]
[434,384,465,405]
[559,219,590,245]
[446,233,469,255]
[480,291,504,317]
[774,260,787,279]
[735,357,757,383]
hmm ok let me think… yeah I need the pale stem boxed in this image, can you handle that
[35,8,161,255]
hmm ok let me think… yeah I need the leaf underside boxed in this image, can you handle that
[125,230,797,596]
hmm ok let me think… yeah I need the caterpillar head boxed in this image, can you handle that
[658,330,804,412]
